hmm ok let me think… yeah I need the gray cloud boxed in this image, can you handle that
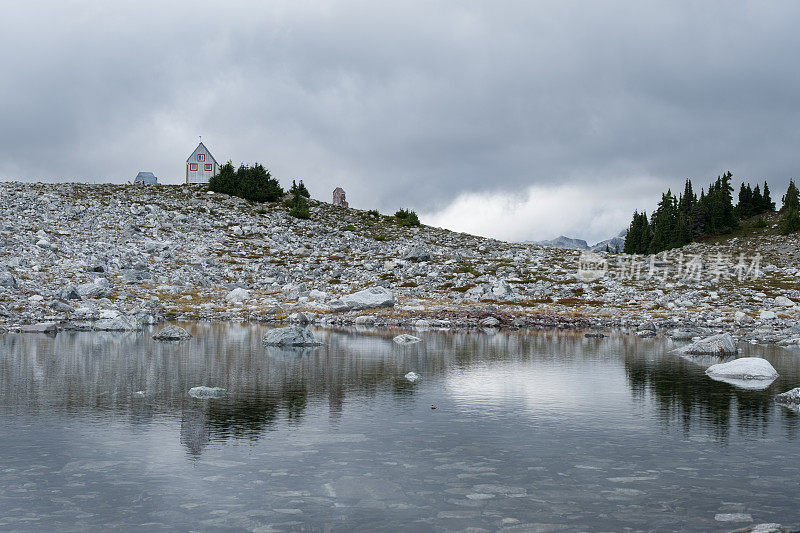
[2,1,799,241]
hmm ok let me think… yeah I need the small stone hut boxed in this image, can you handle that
[133,172,158,185]
[332,187,348,207]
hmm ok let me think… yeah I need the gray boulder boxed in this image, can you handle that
[77,278,111,299]
[0,271,17,289]
[288,311,313,324]
[94,316,141,331]
[682,333,738,355]
[262,326,322,347]
[481,317,500,328]
[21,322,58,334]
[393,333,422,344]
[340,286,395,311]
[57,284,81,300]
[775,387,800,405]
[153,325,192,341]
[404,245,433,262]
[354,315,376,326]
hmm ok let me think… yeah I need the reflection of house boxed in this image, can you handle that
[133,171,158,185]
[186,142,219,184]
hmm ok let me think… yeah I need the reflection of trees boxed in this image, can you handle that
[623,343,800,443]
[2,326,798,455]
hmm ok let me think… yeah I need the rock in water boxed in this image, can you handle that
[682,333,738,355]
[262,326,322,346]
[188,386,226,399]
[774,296,795,307]
[153,325,192,341]
[706,357,779,390]
[20,322,58,334]
[481,317,500,328]
[340,286,395,311]
[404,371,420,382]
[403,245,432,262]
[775,387,800,404]
[394,334,422,344]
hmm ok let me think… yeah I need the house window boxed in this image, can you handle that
[197,154,205,162]
[204,164,212,171]
[189,163,198,171]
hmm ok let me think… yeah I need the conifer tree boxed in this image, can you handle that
[752,184,764,214]
[762,181,775,211]
[782,179,800,212]
[778,179,800,235]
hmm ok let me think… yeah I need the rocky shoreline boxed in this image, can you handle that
[1,182,800,347]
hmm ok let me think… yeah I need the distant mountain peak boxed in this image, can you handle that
[526,231,626,251]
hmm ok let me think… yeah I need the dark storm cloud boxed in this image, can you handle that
[1,1,799,240]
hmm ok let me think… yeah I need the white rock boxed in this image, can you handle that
[404,371,420,382]
[682,333,738,355]
[262,326,322,346]
[706,357,779,390]
[226,287,250,303]
[99,309,120,319]
[760,310,778,320]
[188,386,226,399]
[394,333,422,344]
[775,296,795,307]
[340,286,395,311]
[309,289,327,300]
[734,311,754,325]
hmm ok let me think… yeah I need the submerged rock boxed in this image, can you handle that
[394,333,422,344]
[153,325,192,341]
[775,387,800,404]
[706,357,779,390]
[682,333,738,355]
[188,386,226,399]
[404,371,420,382]
[340,286,395,311]
[262,326,322,347]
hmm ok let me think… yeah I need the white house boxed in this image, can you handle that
[186,142,219,184]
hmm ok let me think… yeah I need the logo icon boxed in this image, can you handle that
[577,251,608,282]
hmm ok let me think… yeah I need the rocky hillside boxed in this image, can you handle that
[1,182,800,343]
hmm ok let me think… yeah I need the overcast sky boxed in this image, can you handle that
[2,1,799,243]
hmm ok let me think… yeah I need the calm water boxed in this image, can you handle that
[0,325,798,532]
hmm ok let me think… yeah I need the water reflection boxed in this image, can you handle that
[1,325,799,455]
[622,341,800,442]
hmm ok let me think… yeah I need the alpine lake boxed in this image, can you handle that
[0,324,798,532]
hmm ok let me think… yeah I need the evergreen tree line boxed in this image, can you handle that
[623,172,776,255]
[209,162,284,202]
[779,179,800,235]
